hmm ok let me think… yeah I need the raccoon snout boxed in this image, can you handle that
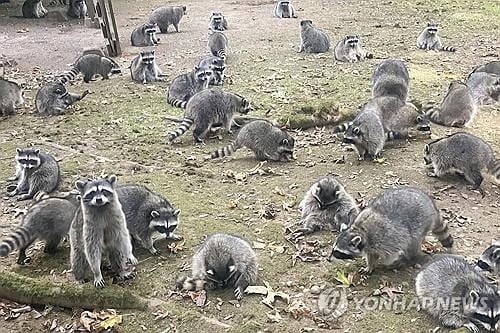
[331,249,354,260]
[423,157,432,165]
[477,260,492,272]
[418,125,431,132]
[342,137,354,144]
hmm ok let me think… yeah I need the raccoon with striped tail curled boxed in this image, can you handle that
[130,50,163,84]
[70,175,137,287]
[372,59,410,101]
[209,12,228,31]
[417,23,456,52]
[7,148,60,201]
[0,193,79,265]
[330,187,453,274]
[273,0,297,18]
[131,22,160,47]
[423,132,500,194]
[208,30,228,60]
[210,120,294,162]
[167,88,251,143]
[166,66,212,108]
[148,5,186,33]
[36,82,89,115]
[298,20,330,53]
[197,56,225,86]
[334,35,373,63]
[58,54,121,84]
[416,254,500,332]
[477,240,500,276]
[116,185,182,256]
[177,233,258,300]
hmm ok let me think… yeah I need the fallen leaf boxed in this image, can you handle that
[266,310,282,323]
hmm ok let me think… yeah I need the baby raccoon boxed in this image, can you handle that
[36,82,89,115]
[477,240,500,276]
[424,132,500,193]
[179,233,258,300]
[334,35,373,63]
[330,187,453,274]
[131,22,160,47]
[116,185,182,256]
[293,176,359,237]
[472,61,500,76]
[197,56,225,86]
[58,54,121,84]
[130,50,163,84]
[209,12,228,31]
[7,148,60,201]
[273,0,297,18]
[67,0,87,19]
[372,59,410,101]
[417,23,456,52]
[466,72,500,105]
[22,0,47,18]
[167,66,212,108]
[167,88,251,143]
[416,254,500,332]
[0,78,23,116]
[208,31,228,60]
[210,120,294,162]
[298,20,330,53]
[425,81,477,127]
[149,5,186,33]
[70,175,137,287]
[0,193,79,264]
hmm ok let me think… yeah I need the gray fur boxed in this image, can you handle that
[209,12,228,31]
[416,254,500,332]
[425,81,477,127]
[210,120,294,161]
[466,72,500,105]
[424,132,500,192]
[372,59,410,101]
[166,66,212,108]
[7,148,60,201]
[67,0,87,19]
[149,5,186,33]
[334,35,373,63]
[477,240,500,276]
[35,82,88,115]
[298,20,330,53]
[182,233,258,300]
[471,61,500,76]
[130,50,163,84]
[0,78,23,116]
[273,0,296,18]
[22,0,47,18]
[330,187,453,273]
[417,23,456,52]
[116,185,181,255]
[208,31,228,60]
[197,56,225,86]
[70,175,137,287]
[58,54,121,84]
[168,88,251,143]
[0,193,79,264]
[131,22,160,47]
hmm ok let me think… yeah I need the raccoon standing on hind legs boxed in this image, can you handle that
[273,0,297,18]
[130,51,164,84]
[417,23,456,52]
[298,20,330,53]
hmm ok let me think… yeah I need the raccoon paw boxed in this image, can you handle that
[426,171,438,178]
[464,322,479,333]
[167,233,183,241]
[17,194,32,201]
[234,286,244,300]
[128,255,139,265]
[94,278,105,288]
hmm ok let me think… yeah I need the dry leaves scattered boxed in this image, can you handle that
[80,309,122,332]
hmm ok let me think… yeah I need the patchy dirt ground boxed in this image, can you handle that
[0,0,499,332]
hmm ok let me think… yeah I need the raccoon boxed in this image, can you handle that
[58,54,121,84]
[416,254,500,332]
[180,233,258,300]
[293,176,359,237]
[0,78,23,116]
[417,23,456,52]
[197,56,225,86]
[149,5,186,33]
[424,132,500,193]
[131,22,160,47]
[334,35,373,63]
[372,59,410,101]
[471,61,500,76]
[67,0,87,19]
[466,72,500,105]
[0,193,79,265]
[166,66,212,108]
[209,12,228,31]
[130,50,163,84]
[298,20,330,53]
[36,82,89,115]
[330,187,453,274]
[168,88,251,143]
[7,148,60,201]
[116,185,181,255]
[477,240,500,276]
[70,175,137,287]
[273,0,297,18]
[208,31,228,60]
[22,0,47,18]
[210,120,294,162]
[425,81,477,127]
[46,0,68,6]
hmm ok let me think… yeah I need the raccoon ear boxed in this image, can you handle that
[492,249,500,260]
[281,138,289,146]
[427,22,431,27]
[340,223,349,232]
[424,144,430,154]
[353,127,360,135]
[75,180,86,191]
[228,265,237,273]
[34,149,40,154]
[151,210,160,218]
[206,269,214,276]
[314,185,321,194]
[173,209,181,217]
[469,290,480,305]
[194,65,199,71]
[416,115,423,122]
[16,148,22,154]
[76,195,81,201]
[107,175,117,185]
[351,235,362,247]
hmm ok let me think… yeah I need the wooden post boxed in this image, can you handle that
[92,0,121,57]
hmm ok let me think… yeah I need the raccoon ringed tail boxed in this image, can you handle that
[439,46,456,52]
[487,159,500,183]
[167,95,188,109]
[58,67,80,85]
[168,118,194,142]
[432,218,453,248]
[0,227,34,257]
[332,121,352,134]
[211,142,238,159]
[47,0,66,6]
[217,49,227,60]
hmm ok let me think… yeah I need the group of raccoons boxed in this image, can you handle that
[0,0,500,331]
